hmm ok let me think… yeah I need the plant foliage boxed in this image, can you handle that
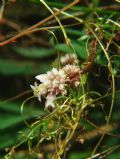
[0,0,120,159]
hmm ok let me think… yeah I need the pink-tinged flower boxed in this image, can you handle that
[31,57,81,109]
[30,83,47,101]
[63,64,80,87]
[35,68,67,96]
[45,95,56,108]
[47,68,67,95]
[60,54,79,65]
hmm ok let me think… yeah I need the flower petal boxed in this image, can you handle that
[45,95,56,108]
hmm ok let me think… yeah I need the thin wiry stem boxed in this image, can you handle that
[88,26,115,157]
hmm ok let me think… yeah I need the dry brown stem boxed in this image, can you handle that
[0,0,80,46]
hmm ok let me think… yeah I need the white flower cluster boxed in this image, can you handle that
[60,53,79,65]
[31,54,80,109]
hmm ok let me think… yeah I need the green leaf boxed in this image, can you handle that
[0,100,44,149]
[0,59,50,75]
[56,43,108,66]
[0,102,21,113]
[109,152,120,159]
[95,52,107,66]
[69,152,90,159]
[66,29,84,36]
[55,43,87,60]
[0,132,16,148]
[0,114,24,130]
[14,47,55,58]
[0,101,44,130]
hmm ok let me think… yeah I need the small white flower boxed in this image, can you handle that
[63,64,80,76]
[45,95,56,108]
[35,74,48,84]
[52,68,59,75]
[60,54,79,65]
[30,83,47,101]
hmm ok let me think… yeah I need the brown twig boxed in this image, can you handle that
[0,90,32,104]
[0,0,80,46]
[1,18,21,30]
[77,122,120,143]
[86,144,120,159]
[100,5,120,10]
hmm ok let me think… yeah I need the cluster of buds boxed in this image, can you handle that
[31,54,80,109]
